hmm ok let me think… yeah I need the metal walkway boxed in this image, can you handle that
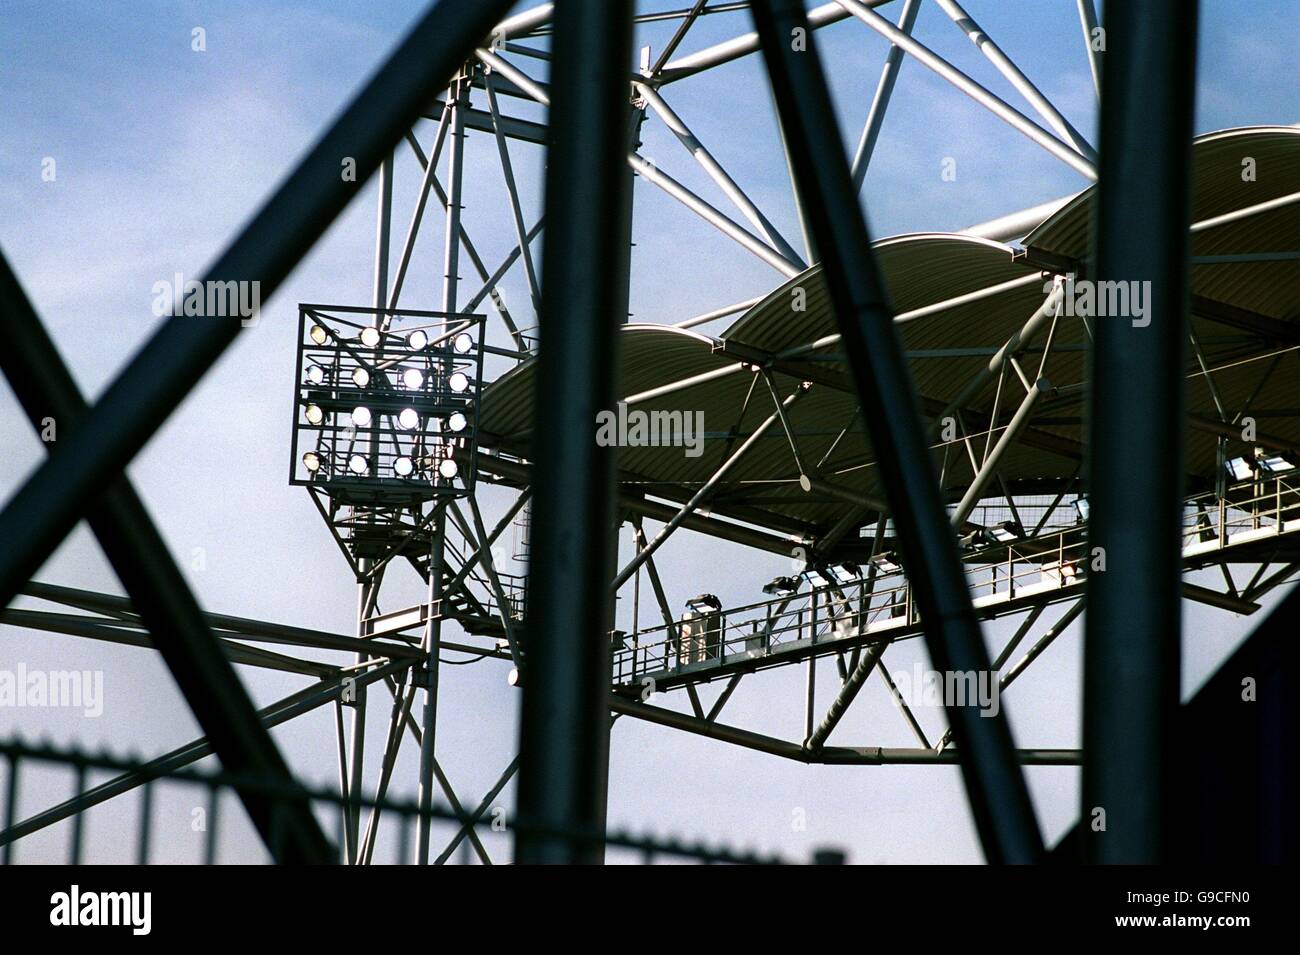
[610,477,1300,691]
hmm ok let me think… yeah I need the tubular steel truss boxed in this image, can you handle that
[1,0,1293,865]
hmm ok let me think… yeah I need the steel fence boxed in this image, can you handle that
[0,737,841,865]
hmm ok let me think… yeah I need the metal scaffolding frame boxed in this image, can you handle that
[1,0,1292,865]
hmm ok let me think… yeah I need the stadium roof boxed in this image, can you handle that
[480,126,1300,545]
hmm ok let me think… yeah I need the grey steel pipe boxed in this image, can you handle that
[515,0,635,865]
[850,0,922,189]
[834,0,1096,179]
[1083,0,1199,866]
[636,81,804,266]
[805,639,890,751]
[934,0,1096,160]
[930,283,1063,438]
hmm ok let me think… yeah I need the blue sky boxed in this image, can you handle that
[1,1,1296,863]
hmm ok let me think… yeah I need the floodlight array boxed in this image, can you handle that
[290,306,485,500]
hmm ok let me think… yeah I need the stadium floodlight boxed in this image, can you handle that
[804,568,831,588]
[1225,456,1254,482]
[1256,450,1295,474]
[292,306,485,498]
[685,593,722,613]
[872,553,901,574]
[1073,497,1090,522]
[762,575,800,596]
[986,521,1020,544]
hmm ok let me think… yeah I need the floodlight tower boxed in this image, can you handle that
[290,304,487,862]
[289,56,531,863]
[290,66,494,862]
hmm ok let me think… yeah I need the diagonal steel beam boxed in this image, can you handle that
[20,580,423,660]
[934,0,1095,159]
[0,609,339,678]
[628,152,804,276]
[612,383,810,590]
[804,638,889,751]
[0,0,516,616]
[950,378,1052,527]
[647,0,708,78]
[834,0,1096,179]
[658,1,882,82]
[0,254,332,863]
[749,0,1044,864]
[635,81,805,266]
[850,0,921,189]
[1076,0,1103,102]
[434,755,520,865]
[484,73,543,313]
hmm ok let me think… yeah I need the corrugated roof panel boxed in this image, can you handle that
[478,127,1300,540]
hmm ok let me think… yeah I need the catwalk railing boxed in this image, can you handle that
[613,477,1300,688]
[0,738,843,865]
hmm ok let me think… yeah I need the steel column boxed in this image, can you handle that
[415,509,447,864]
[1083,0,1200,865]
[514,0,634,865]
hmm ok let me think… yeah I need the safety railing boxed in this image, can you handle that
[440,525,527,623]
[610,530,1087,686]
[1180,475,1300,554]
[612,476,1300,686]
